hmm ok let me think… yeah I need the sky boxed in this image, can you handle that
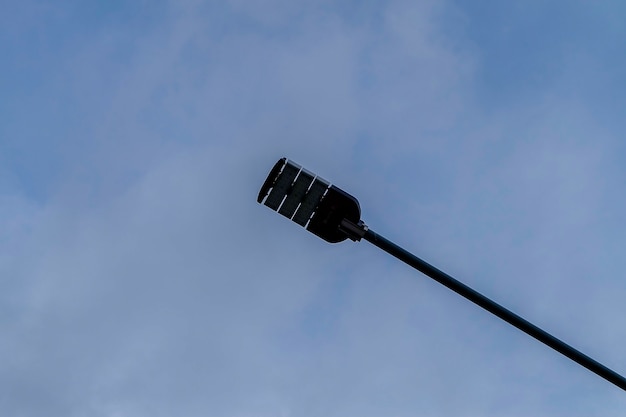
[2,0,626,416]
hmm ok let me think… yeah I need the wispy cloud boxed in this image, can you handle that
[2,1,625,416]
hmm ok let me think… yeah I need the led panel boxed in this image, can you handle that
[263,161,300,211]
[292,177,329,226]
[278,169,315,219]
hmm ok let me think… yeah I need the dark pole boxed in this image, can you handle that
[363,228,626,391]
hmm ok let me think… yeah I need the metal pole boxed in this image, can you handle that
[363,228,626,391]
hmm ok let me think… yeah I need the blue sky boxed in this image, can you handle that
[2,1,626,416]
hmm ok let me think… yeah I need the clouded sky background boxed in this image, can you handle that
[2,0,626,416]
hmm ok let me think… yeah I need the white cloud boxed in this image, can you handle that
[2,1,626,416]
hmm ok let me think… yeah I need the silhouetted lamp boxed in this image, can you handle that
[258,157,626,392]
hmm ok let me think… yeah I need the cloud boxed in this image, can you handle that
[2,1,626,416]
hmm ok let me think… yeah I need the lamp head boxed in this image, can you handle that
[257,158,366,243]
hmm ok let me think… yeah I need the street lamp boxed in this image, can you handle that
[257,157,626,392]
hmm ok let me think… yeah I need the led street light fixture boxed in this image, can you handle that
[257,158,366,243]
[257,157,626,392]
